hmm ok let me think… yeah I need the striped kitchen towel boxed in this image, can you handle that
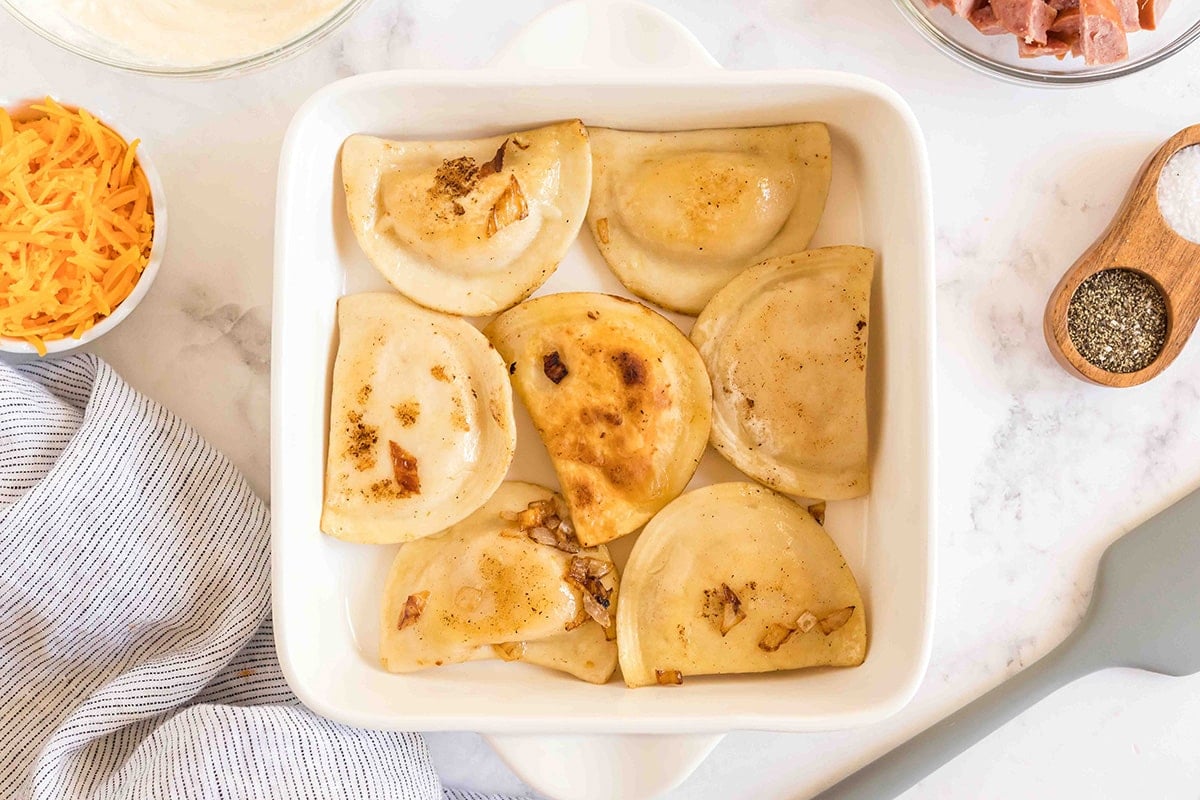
[0,354,518,800]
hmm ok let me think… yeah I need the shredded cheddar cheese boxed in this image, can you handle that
[0,98,154,355]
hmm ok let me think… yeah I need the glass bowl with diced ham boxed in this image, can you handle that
[895,0,1200,85]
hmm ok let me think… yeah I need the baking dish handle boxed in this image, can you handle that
[485,732,723,800]
[489,0,720,72]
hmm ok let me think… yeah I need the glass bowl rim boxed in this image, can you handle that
[893,0,1200,87]
[0,0,371,79]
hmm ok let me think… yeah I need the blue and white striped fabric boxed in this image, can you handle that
[0,354,519,800]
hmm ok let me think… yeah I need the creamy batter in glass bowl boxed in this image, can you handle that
[0,0,370,78]
[894,0,1200,86]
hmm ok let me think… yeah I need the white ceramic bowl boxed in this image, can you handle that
[0,101,167,357]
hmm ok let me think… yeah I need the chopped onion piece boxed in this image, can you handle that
[494,641,526,662]
[655,669,683,686]
[795,611,819,634]
[818,606,855,635]
[397,591,429,631]
[758,622,796,652]
[718,583,747,636]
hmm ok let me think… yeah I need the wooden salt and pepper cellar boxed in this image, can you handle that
[1045,124,1200,388]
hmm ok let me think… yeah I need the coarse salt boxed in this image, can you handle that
[1158,145,1200,244]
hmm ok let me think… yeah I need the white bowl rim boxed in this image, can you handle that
[0,100,167,357]
[0,0,370,80]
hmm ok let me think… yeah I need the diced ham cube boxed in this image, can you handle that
[1138,0,1171,29]
[970,4,1009,34]
[1050,6,1082,31]
[942,0,986,13]
[1048,0,1078,9]
[1050,7,1084,54]
[1115,0,1141,29]
[1018,33,1074,57]
[1079,0,1130,64]
[992,0,1059,44]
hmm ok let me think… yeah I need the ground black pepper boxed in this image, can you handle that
[1067,268,1167,374]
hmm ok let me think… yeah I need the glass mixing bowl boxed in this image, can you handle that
[0,0,370,79]
[893,0,1200,86]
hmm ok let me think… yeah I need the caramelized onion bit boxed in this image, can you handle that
[516,499,557,530]
[564,608,591,631]
[526,526,559,547]
[388,440,421,497]
[485,175,529,238]
[397,591,429,631]
[718,583,747,636]
[478,139,507,179]
[551,532,581,554]
[569,556,613,582]
[596,217,611,244]
[655,669,683,686]
[758,622,796,652]
[818,606,855,635]
[795,610,819,634]
[494,641,525,662]
[543,351,569,384]
[581,589,611,628]
[511,498,583,553]
[808,501,826,526]
[566,556,615,628]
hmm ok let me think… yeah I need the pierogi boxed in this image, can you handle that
[617,482,866,687]
[380,482,619,683]
[343,121,592,316]
[485,292,711,547]
[321,292,515,544]
[691,246,874,500]
[586,124,831,315]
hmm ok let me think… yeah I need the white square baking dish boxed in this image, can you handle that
[271,32,936,737]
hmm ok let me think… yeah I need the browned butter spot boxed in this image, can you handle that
[394,401,420,427]
[344,410,378,471]
[611,350,646,386]
[450,396,470,433]
[430,365,451,382]
[571,482,595,508]
[389,440,421,497]
[430,156,484,201]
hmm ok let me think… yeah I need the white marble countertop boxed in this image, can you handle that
[5,1,1200,797]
